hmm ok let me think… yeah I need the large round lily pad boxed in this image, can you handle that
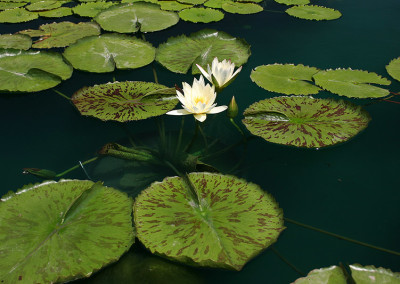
[0,7,38,23]
[63,34,155,73]
[0,34,31,50]
[221,2,263,14]
[286,5,342,21]
[313,68,391,98]
[0,49,73,93]
[0,180,134,283]
[386,57,400,82]
[178,7,224,23]
[242,96,371,148]
[71,81,178,122]
[156,29,250,74]
[250,64,321,95]
[95,3,179,33]
[134,172,284,271]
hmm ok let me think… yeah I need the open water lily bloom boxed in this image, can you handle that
[166,76,228,122]
[196,57,242,91]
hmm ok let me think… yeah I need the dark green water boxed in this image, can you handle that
[1,0,400,283]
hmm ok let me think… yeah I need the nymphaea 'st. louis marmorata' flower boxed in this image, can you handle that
[166,76,227,122]
[196,57,242,91]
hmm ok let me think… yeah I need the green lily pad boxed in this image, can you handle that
[95,3,179,33]
[0,49,73,92]
[0,2,26,10]
[286,5,342,21]
[0,180,134,283]
[71,81,178,122]
[63,34,155,73]
[159,1,193,11]
[72,2,116,17]
[222,2,263,14]
[122,0,159,3]
[386,57,400,82]
[350,264,400,283]
[134,172,284,271]
[38,6,72,17]
[178,0,206,4]
[293,265,347,283]
[250,64,321,95]
[313,68,391,98]
[204,0,232,9]
[20,22,100,48]
[242,96,371,148]
[156,29,250,74]
[178,7,224,23]
[274,0,309,6]
[25,0,61,11]
[0,33,31,49]
[0,7,38,23]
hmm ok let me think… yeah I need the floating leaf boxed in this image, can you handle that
[178,7,224,23]
[25,0,61,11]
[178,0,206,4]
[386,57,400,82]
[350,264,400,283]
[286,5,342,21]
[122,0,159,3]
[134,172,284,270]
[313,68,391,98]
[204,0,232,9]
[159,1,192,11]
[293,265,347,283]
[0,33,31,49]
[274,0,309,6]
[0,7,38,23]
[251,64,320,95]
[156,29,250,74]
[63,34,155,73]
[0,2,26,10]
[72,2,116,17]
[71,81,178,122]
[38,6,72,17]
[95,3,179,33]
[0,49,73,92]
[222,2,263,14]
[242,96,371,148]
[0,180,134,283]
[20,22,100,48]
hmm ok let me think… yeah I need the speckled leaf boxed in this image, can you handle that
[72,2,116,17]
[274,0,309,6]
[313,68,391,98]
[179,7,223,23]
[286,5,342,21]
[0,180,134,283]
[72,81,178,122]
[25,0,61,11]
[38,7,72,17]
[156,29,250,74]
[386,57,400,82]
[350,264,400,284]
[0,34,31,49]
[0,2,26,10]
[0,7,38,23]
[19,22,100,48]
[95,3,179,33]
[63,34,155,73]
[242,96,371,148]
[222,2,262,14]
[134,172,284,270]
[250,64,321,95]
[293,266,347,284]
[159,1,192,11]
[0,49,73,92]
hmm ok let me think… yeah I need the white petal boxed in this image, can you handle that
[194,113,207,122]
[166,109,192,115]
[207,105,228,114]
[196,64,211,81]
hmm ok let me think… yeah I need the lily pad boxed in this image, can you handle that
[0,7,38,23]
[95,3,179,33]
[313,68,391,98]
[0,180,134,283]
[72,2,116,17]
[71,81,178,122]
[159,1,193,11]
[156,29,250,74]
[293,265,347,283]
[204,0,232,9]
[178,7,224,23]
[0,33,31,49]
[250,64,321,95]
[0,2,26,10]
[286,5,342,21]
[38,6,72,17]
[25,0,61,11]
[0,49,73,92]
[63,33,155,73]
[134,172,284,270]
[350,264,400,283]
[386,57,400,82]
[274,0,309,5]
[178,0,206,4]
[222,2,263,14]
[20,22,100,48]
[242,96,371,148]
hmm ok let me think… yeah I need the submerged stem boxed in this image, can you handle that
[53,89,71,101]
[175,116,185,156]
[153,66,159,84]
[184,119,200,153]
[55,157,98,178]
[270,246,305,276]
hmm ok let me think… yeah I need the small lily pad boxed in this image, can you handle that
[159,1,193,11]
[71,81,178,122]
[178,0,206,4]
[350,264,400,283]
[0,33,31,50]
[72,2,116,17]
[222,2,263,14]
[0,7,38,23]
[0,2,27,10]
[134,172,284,270]
[313,68,391,98]
[274,0,309,6]
[250,64,321,95]
[25,0,61,11]
[242,96,371,148]
[63,34,155,73]
[293,265,347,283]
[156,29,250,74]
[386,57,400,82]
[286,5,342,21]
[179,7,223,23]
[0,180,134,283]
[38,6,72,17]
[204,0,232,9]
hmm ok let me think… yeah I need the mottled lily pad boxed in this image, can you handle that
[286,5,342,21]
[0,7,38,23]
[38,6,72,17]
[156,29,250,74]
[159,1,192,11]
[250,64,321,95]
[63,34,155,73]
[19,21,101,48]
[242,96,371,148]
[0,33,31,49]
[386,57,400,82]
[0,180,134,283]
[95,3,179,33]
[222,2,263,14]
[274,0,309,5]
[350,264,400,283]
[0,49,73,93]
[72,2,116,17]
[313,68,391,98]
[25,0,61,11]
[134,172,284,270]
[178,7,223,23]
[71,81,178,122]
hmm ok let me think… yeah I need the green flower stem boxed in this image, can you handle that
[284,217,400,256]
[175,116,185,156]
[152,65,159,84]
[184,119,200,153]
[270,246,305,276]
[198,123,209,154]
[52,89,70,101]
[229,118,247,143]
[55,157,98,178]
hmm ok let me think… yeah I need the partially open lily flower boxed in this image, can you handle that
[166,76,228,122]
[196,57,242,92]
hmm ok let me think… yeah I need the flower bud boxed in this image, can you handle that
[227,96,238,118]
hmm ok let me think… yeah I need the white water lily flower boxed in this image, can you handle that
[196,57,242,91]
[166,76,228,122]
